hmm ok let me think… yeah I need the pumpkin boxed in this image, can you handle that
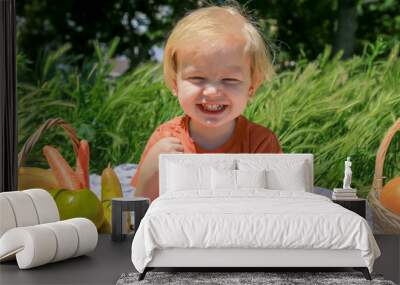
[380,176,400,215]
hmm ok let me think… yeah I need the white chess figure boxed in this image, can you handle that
[343,157,352,190]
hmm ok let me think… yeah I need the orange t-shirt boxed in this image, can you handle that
[131,115,282,201]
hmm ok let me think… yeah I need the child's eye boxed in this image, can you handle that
[222,78,241,84]
[188,77,205,81]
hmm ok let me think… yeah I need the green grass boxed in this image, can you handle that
[17,39,400,197]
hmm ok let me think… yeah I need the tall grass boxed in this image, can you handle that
[17,39,399,197]
[246,44,400,197]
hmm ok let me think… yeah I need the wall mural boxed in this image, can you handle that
[15,1,399,235]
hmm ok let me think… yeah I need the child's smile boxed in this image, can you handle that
[196,95,230,119]
[197,103,227,113]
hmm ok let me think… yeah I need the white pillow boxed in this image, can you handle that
[211,168,236,190]
[266,164,308,191]
[236,169,267,188]
[211,168,268,190]
[165,159,236,193]
[167,162,211,191]
[238,159,309,191]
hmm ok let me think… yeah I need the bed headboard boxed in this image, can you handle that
[159,154,314,195]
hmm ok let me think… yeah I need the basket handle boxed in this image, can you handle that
[372,118,400,195]
[18,118,80,168]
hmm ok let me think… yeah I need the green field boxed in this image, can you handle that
[17,39,400,197]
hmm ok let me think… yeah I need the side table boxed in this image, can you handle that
[332,198,366,219]
[112,197,150,242]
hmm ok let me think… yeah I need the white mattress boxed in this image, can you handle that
[131,190,380,273]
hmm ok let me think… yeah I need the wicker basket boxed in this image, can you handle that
[368,118,400,234]
[18,118,80,168]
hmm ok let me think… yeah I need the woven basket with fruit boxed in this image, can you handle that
[368,118,400,234]
[18,118,128,233]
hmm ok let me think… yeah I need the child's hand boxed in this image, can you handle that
[134,133,184,199]
[153,136,184,155]
[143,133,184,173]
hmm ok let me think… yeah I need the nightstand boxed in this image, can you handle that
[112,197,150,242]
[332,198,366,219]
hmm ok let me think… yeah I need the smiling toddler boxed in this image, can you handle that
[131,4,282,201]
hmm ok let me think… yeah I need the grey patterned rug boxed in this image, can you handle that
[116,271,395,285]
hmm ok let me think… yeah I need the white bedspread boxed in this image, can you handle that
[131,190,380,273]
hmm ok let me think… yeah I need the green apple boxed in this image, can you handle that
[51,188,104,229]
[47,188,63,199]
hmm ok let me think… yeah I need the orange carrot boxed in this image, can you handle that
[43,145,81,190]
[75,140,90,189]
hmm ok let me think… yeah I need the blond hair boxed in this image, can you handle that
[163,4,275,91]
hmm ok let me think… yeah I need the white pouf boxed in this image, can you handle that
[0,189,98,269]
[23,188,60,223]
[1,191,40,227]
[0,196,17,237]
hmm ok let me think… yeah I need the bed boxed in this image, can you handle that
[131,154,380,280]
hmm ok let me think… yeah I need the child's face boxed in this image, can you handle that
[172,36,254,129]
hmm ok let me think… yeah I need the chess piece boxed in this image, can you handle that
[343,156,352,190]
